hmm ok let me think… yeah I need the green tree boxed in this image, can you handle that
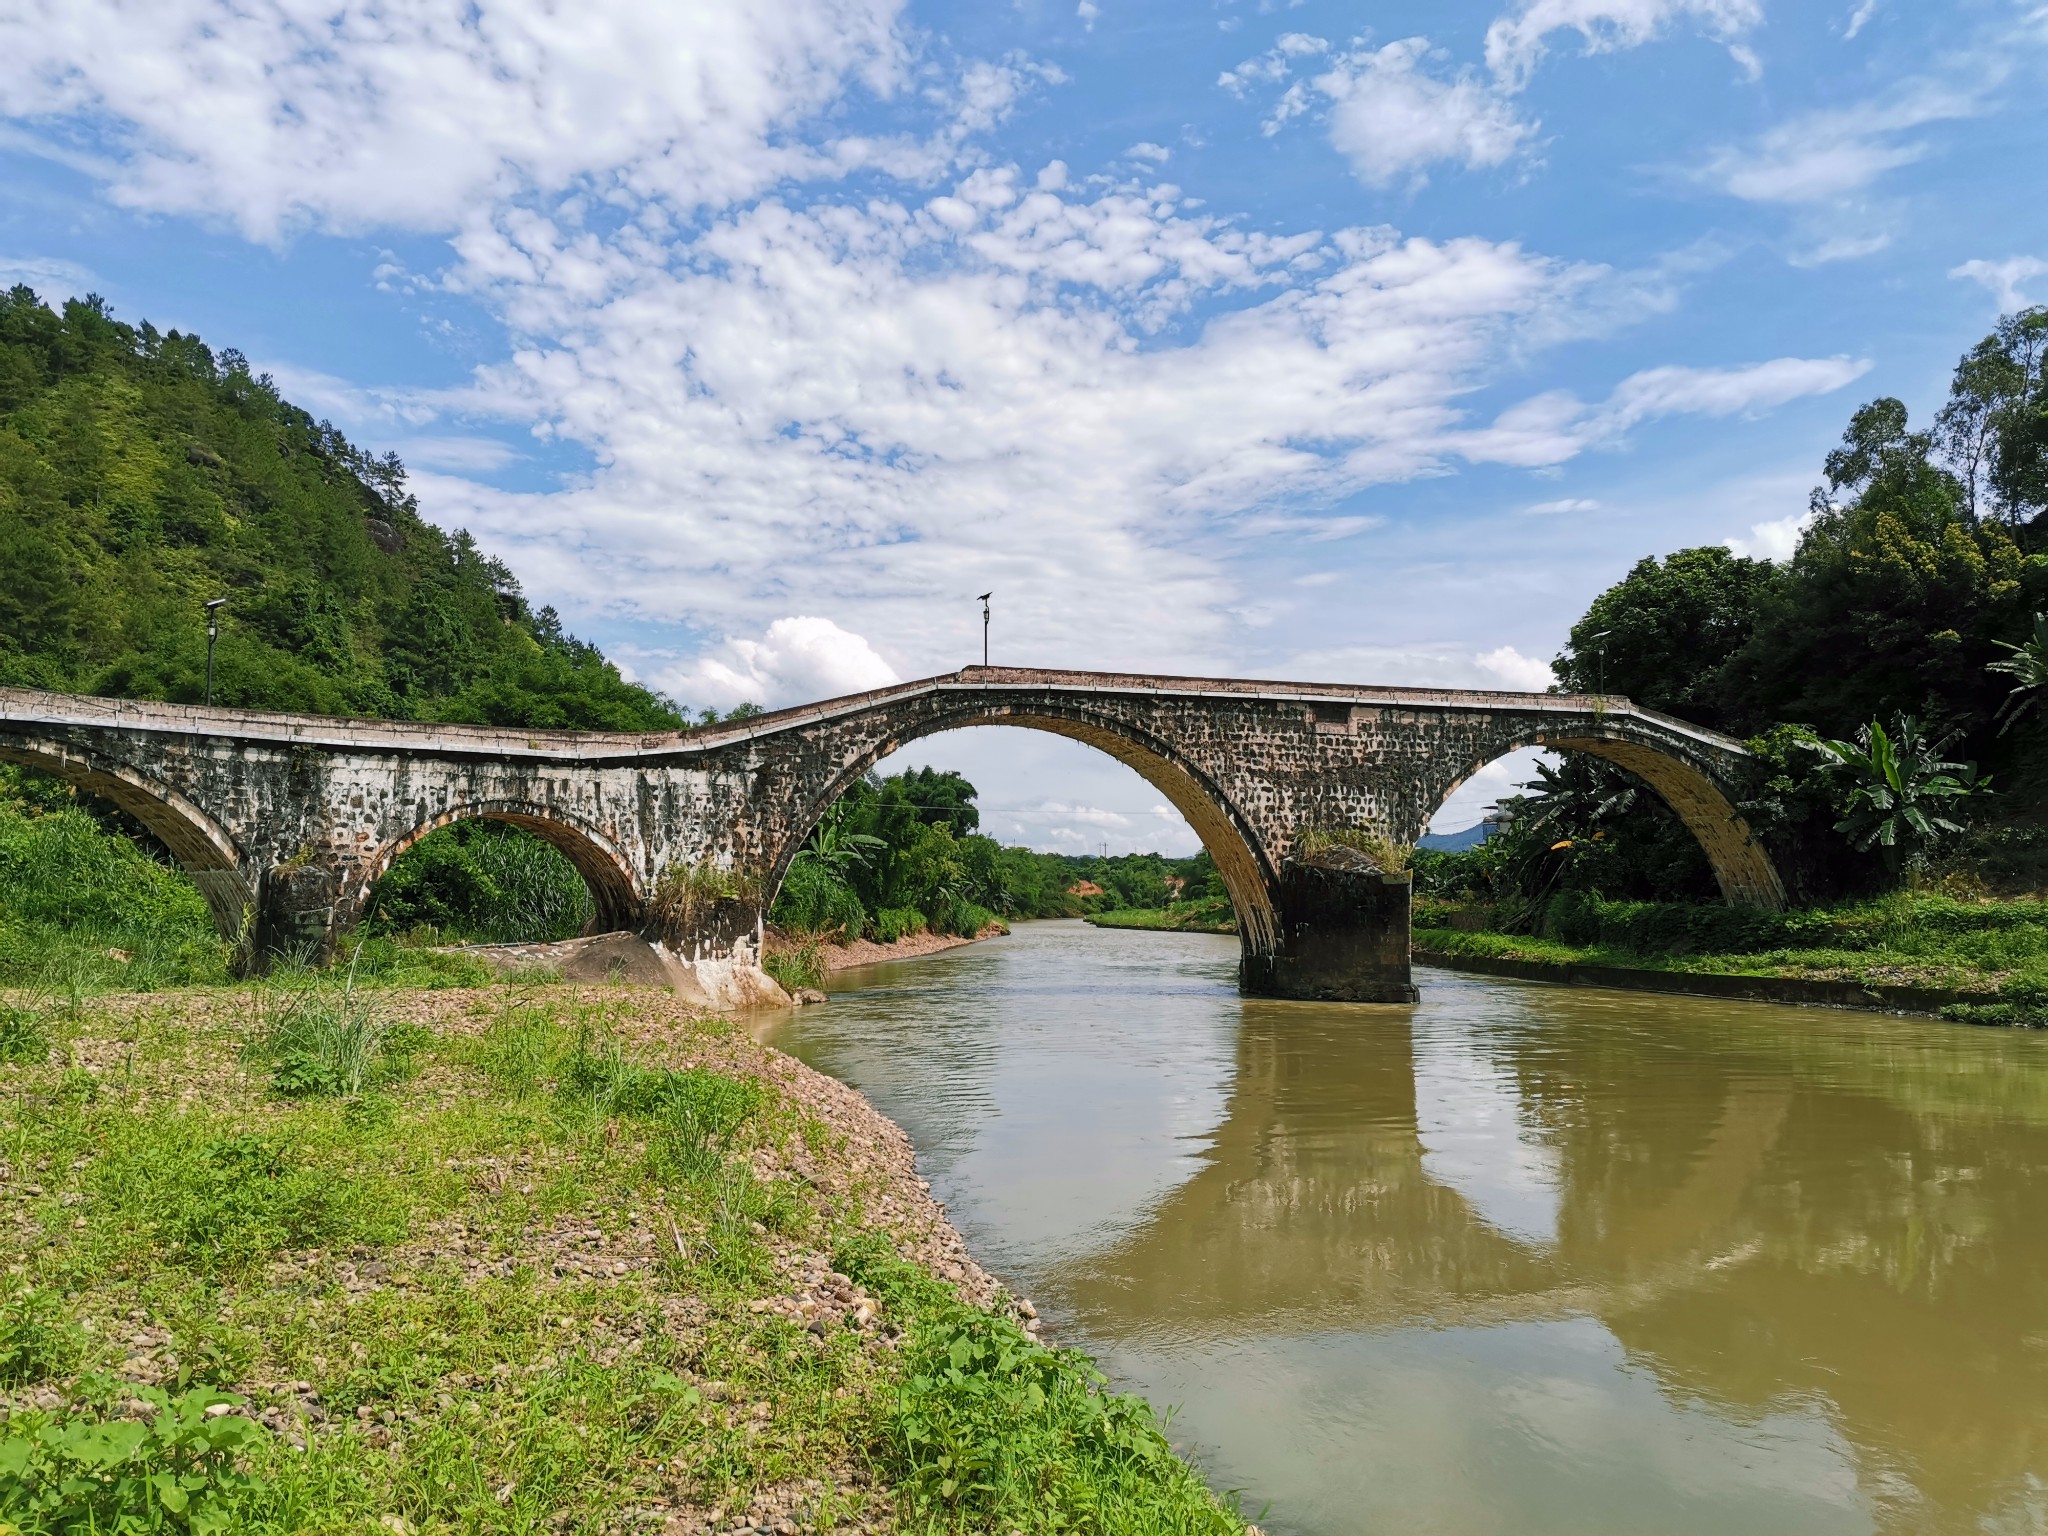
[1554,546,1779,729]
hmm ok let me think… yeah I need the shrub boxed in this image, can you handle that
[933,898,997,939]
[771,860,866,939]
[764,941,826,994]
[365,821,592,943]
[0,1383,270,1534]
[873,907,926,944]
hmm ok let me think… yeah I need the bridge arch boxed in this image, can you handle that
[0,732,255,938]
[1417,727,1784,909]
[355,800,642,936]
[769,702,1284,953]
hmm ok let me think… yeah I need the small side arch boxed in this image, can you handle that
[1421,731,1785,910]
[355,801,643,935]
[0,732,255,938]
[768,702,1283,953]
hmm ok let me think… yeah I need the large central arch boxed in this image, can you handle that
[769,703,1283,954]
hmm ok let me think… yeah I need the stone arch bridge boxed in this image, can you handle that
[0,667,1783,1002]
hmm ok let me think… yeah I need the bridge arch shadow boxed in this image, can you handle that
[0,734,255,938]
[770,705,1283,952]
[1421,732,1784,908]
[356,801,642,936]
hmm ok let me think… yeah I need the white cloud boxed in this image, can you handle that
[1484,0,1763,90]
[382,436,526,473]
[666,616,901,709]
[1217,33,1329,96]
[0,1,1884,698]
[1474,645,1557,691]
[1951,256,2048,312]
[1523,496,1600,515]
[1844,1,1879,41]
[0,0,907,240]
[1229,2,1760,190]
[1077,0,1100,29]
[1314,39,1536,188]
[0,255,97,302]
[1694,80,1982,204]
[1123,141,1171,163]
[1726,508,1813,562]
[1460,355,1870,466]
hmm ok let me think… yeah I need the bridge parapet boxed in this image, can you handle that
[0,671,1781,1001]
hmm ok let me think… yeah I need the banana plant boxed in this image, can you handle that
[1812,715,1986,876]
[1988,613,2048,733]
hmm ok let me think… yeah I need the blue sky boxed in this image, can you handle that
[3,0,2045,848]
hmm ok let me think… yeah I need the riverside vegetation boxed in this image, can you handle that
[0,975,1251,1533]
[1403,308,2048,1019]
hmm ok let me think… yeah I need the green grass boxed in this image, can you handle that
[1414,892,2048,1020]
[0,987,1250,1532]
[1086,898,1237,935]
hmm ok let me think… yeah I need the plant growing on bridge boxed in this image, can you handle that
[1814,716,1986,877]
[1988,613,2048,733]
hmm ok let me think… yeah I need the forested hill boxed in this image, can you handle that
[0,286,682,731]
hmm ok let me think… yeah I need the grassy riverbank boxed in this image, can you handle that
[1415,893,2048,1024]
[0,979,1252,1533]
[1083,899,1236,936]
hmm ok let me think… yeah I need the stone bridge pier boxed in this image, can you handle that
[0,669,1783,1005]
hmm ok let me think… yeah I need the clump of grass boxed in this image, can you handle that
[764,939,826,994]
[0,1381,271,1533]
[837,1235,1246,1535]
[0,1002,50,1065]
[0,1284,83,1386]
[249,962,430,1099]
[648,859,762,942]
[1297,828,1411,872]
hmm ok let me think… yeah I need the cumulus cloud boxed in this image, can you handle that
[667,617,901,709]
[1951,256,2048,312]
[1726,508,1813,562]
[1473,645,1557,690]
[1315,39,1536,188]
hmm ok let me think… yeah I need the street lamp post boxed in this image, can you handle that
[1588,628,1612,697]
[204,598,227,706]
[978,592,992,667]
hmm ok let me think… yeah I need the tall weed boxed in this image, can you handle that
[0,1382,270,1534]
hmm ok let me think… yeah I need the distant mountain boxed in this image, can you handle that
[1418,822,1489,853]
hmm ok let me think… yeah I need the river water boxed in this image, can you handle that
[761,919,2048,1536]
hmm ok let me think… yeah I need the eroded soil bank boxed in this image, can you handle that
[0,982,1247,1534]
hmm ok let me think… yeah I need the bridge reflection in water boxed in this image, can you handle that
[770,922,2048,1536]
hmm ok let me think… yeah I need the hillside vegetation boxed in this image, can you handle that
[0,286,679,731]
